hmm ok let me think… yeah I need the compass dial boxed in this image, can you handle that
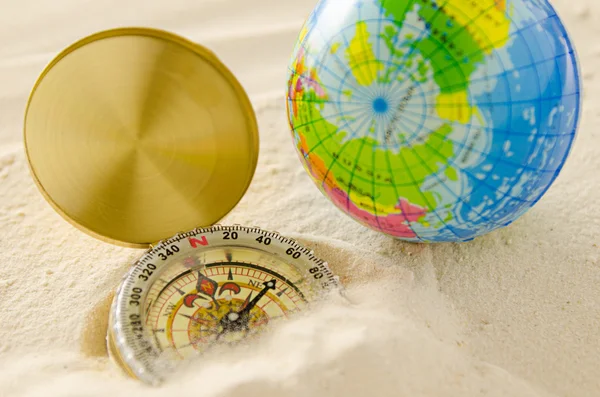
[148,258,306,357]
[108,225,340,385]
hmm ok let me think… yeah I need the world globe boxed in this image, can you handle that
[285,0,581,243]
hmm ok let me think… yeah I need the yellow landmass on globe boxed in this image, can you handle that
[436,91,473,123]
[436,0,510,123]
[348,189,401,215]
[444,0,510,54]
[436,91,489,124]
[346,21,383,86]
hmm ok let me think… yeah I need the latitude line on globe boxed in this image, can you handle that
[295,38,373,101]
[404,49,576,101]
[353,2,376,97]
[393,114,548,205]
[386,118,464,239]
[391,109,547,177]
[292,32,384,148]
[318,113,383,203]
[374,0,388,84]
[371,9,560,101]
[334,13,381,102]
[396,116,544,215]
[489,2,547,214]
[304,25,374,99]
[392,115,503,229]
[394,13,569,100]
[472,2,547,224]
[381,0,497,104]
[344,129,370,217]
[381,0,450,90]
[517,12,571,198]
[381,130,422,239]
[369,125,388,235]
[287,67,373,105]
[314,98,382,194]
[383,48,473,238]
[381,85,539,226]
[367,94,576,139]
[294,102,369,157]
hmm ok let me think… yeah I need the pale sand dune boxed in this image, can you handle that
[0,0,599,396]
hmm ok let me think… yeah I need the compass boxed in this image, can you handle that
[23,27,343,386]
[108,225,339,385]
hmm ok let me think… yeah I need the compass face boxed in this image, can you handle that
[146,260,306,358]
[108,225,340,385]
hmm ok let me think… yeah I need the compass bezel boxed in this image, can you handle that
[108,224,341,385]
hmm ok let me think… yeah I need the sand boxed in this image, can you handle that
[0,0,599,396]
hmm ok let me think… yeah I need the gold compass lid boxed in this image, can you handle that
[24,27,259,248]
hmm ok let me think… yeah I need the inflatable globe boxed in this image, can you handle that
[286,0,581,243]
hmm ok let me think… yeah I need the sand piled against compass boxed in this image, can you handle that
[0,277,556,397]
[1,0,600,396]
